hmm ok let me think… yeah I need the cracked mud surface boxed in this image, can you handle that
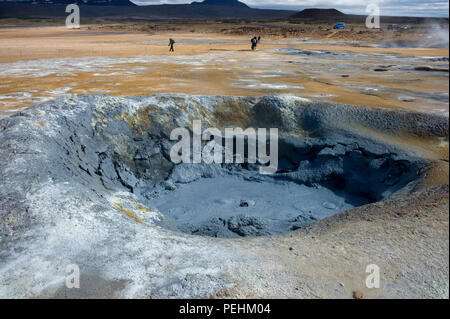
[0,94,448,298]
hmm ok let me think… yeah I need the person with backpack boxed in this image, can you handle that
[168,38,175,52]
[251,37,258,50]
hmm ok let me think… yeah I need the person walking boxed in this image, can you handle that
[168,38,175,52]
[251,37,258,51]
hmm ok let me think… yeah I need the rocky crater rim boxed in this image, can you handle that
[0,94,448,238]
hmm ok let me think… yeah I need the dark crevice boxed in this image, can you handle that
[113,162,134,193]
[78,165,92,176]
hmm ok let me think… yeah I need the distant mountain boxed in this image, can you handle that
[81,0,135,5]
[1,0,247,6]
[0,0,294,20]
[191,0,249,8]
[289,8,347,20]
[1,0,135,5]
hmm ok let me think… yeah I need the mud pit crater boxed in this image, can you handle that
[145,135,422,238]
[28,94,433,238]
[2,94,444,239]
[1,94,448,298]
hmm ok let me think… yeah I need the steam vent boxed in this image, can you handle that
[0,94,449,298]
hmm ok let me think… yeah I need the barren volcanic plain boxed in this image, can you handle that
[0,20,449,299]
[0,23,448,115]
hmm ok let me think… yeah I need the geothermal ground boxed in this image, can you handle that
[0,24,448,117]
[0,22,449,298]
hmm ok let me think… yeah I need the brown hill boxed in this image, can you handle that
[0,2,294,20]
[289,8,347,21]
[191,0,249,8]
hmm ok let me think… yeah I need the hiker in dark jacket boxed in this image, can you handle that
[251,37,258,50]
[169,38,175,52]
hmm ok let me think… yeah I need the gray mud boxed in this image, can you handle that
[0,94,448,298]
[1,94,443,239]
[147,130,425,237]
[153,175,368,237]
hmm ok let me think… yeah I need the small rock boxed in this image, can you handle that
[322,202,337,209]
[239,200,249,207]
[414,66,432,71]
[228,215,268,236]
[115,162,138,189]
[162,180,176,191]
[352,290,364,299]
[398,96,415,102]
[242,200,256,207]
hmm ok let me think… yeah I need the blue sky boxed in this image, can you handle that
[131,0,449,17]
